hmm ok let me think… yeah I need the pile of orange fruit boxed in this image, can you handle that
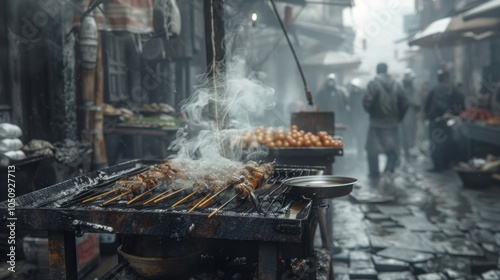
[241,125,343,149]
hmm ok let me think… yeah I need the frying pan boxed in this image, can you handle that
[283,175,358,199]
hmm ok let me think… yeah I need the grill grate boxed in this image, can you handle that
[0,160,326,280]
[0,160,324,242]
[51,163,325,216]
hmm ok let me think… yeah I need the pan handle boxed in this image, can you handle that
[72,219,114,237]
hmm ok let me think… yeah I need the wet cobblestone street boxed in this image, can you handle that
[329,152,500,279]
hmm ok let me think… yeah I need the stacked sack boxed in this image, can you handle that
[0,123,26,163]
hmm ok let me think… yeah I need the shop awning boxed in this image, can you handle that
[302,51,361,71]
[75,0,155,34]
[463,0,500,20]
[408,15,500,47]
[293,21,345,41]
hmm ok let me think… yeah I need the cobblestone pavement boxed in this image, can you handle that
[328,151,500,280]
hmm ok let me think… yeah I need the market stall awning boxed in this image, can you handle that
[302,51,361,71]
[463,0,500,20]
[408,15,500,47]
[293,21,345,42]
[76,0,154,33]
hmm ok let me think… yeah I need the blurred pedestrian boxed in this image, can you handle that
[347,78,368,159]
[315,73,350,125]
[399,69,420,160]
[424,70,465,172]
[416,82,430,151]
[363,63,409,178]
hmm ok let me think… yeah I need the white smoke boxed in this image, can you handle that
[168,48,276,170]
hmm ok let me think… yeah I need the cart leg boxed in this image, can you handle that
[318,207,331,249]
[48,231,78,280]
[258,243,279,280]
[318,207,335,280]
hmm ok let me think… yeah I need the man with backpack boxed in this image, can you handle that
[363,63,409,178]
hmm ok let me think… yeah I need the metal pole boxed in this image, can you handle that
[93,32,108,169]
[203,0,231,158]
[204,0,225,76]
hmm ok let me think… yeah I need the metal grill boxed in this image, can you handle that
[53,163,325,216]
[0,160,326,280]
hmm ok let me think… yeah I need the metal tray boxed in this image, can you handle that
[269,147,343,157]
[284,175,357,199]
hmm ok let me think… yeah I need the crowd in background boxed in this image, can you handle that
[314,63,467,178]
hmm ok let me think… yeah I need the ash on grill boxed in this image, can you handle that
[73,160,304,217]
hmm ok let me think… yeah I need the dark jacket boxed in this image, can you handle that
[424,84,465,121]
[315,85,348,123]
[363,74,409,128]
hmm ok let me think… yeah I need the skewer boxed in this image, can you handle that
[143,190,171,205]
[208,195,238,218]
[189,193,211,212]
[82,189,115,203]
[154,187,187,203]
[102,190,133,206]
[126,186,158,205]
[171,192,196,208]
[199,184,231,208]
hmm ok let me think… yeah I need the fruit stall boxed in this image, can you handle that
[460,108,500,158]
[240,124,344,175]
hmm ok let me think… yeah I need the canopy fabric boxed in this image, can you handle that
[76,0,154,34]
[463,0,500,20]
[293,21,344,41]
[302,51,361,71]
[409,15,500,47]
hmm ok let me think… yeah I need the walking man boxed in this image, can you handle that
[363,63,409,178]
[424,70,464,172]
[400,69,420,160]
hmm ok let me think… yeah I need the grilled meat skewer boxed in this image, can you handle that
[87,162,180,204]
